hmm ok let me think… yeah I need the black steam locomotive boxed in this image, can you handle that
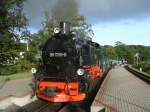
[31,22,104,102]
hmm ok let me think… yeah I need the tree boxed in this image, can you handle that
[103,45,117,59]
[129,45,150,61]
[115,41,125,46]
[115,43,134,64]
[0,0,27,65]
[44,13,94,39]
[70,16,94,39]
[30,30,49,52]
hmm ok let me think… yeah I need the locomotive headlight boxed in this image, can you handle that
[54,27,60,34]
[31,68,37,74]
[77,69,85,76]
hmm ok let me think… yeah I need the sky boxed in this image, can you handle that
[92,18,150,46]
[23,0,150,46]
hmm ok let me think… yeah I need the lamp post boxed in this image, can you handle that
[134,53,139,66]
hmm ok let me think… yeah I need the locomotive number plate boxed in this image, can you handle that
[49,52,67,57]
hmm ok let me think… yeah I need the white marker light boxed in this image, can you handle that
[54,27,60,34]
[31,68,37,74]
[77,69,85,76]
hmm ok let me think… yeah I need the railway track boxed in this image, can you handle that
[124,65,150,84]
[33,103,67,112]
[16,100,67,112]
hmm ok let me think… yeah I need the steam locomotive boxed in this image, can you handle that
[31,22,106,102]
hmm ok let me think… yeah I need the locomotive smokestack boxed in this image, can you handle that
[60,22,70,35]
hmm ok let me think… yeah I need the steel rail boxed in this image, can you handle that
[124,65,150,84]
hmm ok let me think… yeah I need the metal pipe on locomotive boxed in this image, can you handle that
[30,22,103,102]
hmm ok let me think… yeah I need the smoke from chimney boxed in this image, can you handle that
[51,0,78,21]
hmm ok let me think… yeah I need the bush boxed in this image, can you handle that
[25,52,37,63]
[133,61,150,74]
[0,65,19,75]
[0,51,37,76]
[0,59,33,76]
[16,59,33,71]
[139,61,150,74]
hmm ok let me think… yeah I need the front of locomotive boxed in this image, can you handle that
[31,22,86,102]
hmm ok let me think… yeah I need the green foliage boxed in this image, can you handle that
[115,43,134,64]
[130,45,150,73]
[0,0,35,76]
[0,57,33,76]
[139,61,150,74]
[133,61,150,74]
[0,0,27,65]
[129,45,150,61]
[16,59,32,71]
[103,45,117,59]
[30,30,49,52]
[114,43,149,72]
[0,65,19,75]
[70,16,94,39]
[24,52,37,63]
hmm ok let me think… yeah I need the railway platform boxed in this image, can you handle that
[92,66,150,112]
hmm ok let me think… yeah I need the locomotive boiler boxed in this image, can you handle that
[31,22,103,102]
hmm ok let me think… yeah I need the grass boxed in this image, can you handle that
[0,71,32,81]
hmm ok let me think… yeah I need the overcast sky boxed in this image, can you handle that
[23,0,150,46]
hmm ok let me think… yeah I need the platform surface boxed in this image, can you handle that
[0,78,31,99]
[92,66,150,112]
